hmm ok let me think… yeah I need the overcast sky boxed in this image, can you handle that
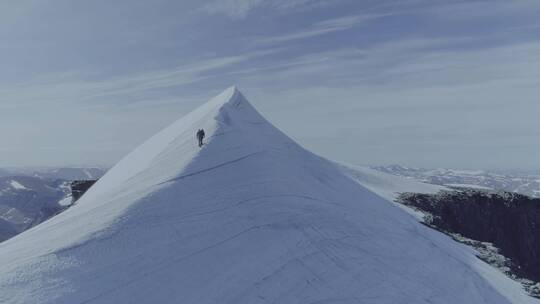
[1,0,540,170]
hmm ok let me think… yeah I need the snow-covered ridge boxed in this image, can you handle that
[0,87,537,304]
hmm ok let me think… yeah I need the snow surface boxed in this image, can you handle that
[0,87,537,304]
[9,181,27,190]
[57,196,73,207]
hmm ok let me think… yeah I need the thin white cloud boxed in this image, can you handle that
[201,0,333,18]
[235,39,540,169]
[3,0,540,169]
[202,0,264,19]
[255,13,389,45]
[0,50,275,110]
[246,37,540,91]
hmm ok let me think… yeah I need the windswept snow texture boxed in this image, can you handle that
[0,87,537,304]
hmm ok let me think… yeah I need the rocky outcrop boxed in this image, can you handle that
[71,180,98,202]
[397,189,540,285]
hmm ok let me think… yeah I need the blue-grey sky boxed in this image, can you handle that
[1,0,540,170]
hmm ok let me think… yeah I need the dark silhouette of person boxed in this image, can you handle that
[196,129,205,147]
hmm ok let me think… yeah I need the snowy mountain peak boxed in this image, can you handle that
[77,86,287,209]
[216,84,240,102]
[0,86,302,259]
[0,88,537,304]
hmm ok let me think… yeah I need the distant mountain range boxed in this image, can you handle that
[0,167,106,242]
[0,167,106,180]
[372,164,540,198]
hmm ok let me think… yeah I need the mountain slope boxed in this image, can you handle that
[0,87,536,304]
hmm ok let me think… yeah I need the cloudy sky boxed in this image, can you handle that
[1,0,540,170]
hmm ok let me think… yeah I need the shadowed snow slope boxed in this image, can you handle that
[0,87,537,304]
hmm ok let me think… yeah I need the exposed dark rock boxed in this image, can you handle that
[71,180,98,202]
[397,189,540,286]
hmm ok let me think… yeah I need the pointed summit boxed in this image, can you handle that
[70,85,286,207]
[0,88,532,304]
[205,85,240,107]
[221,85,240,99]
[196,85,249,114]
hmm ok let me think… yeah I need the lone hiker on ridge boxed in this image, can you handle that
[196,129,205,147]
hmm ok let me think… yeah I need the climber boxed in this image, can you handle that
[196,129,205,147]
